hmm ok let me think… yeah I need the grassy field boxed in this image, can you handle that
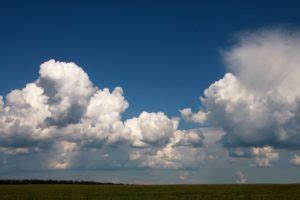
[0,184,300,199]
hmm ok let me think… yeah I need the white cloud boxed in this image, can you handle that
[225,29,300,96]
[251,146,279,167]
[0,96,3,112]
[0,83,52,147]
[180,108,207,123]
[38,59,96,126]
[290,155,300,166]
[128,129,205,169]
[0,147,30,155]
[124,112,179,147]
[235,171,247,183]
[228,148,253,158]
[85,87,128,125]
[129,144,206,169]
[182,29,300,149]
[0,59,205,171]
[228,146,279,167]
[48,141,78,170]
[172,129,204,148]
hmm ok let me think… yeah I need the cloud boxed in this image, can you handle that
[227,146,279,167]
[124,112,179,147]
[0,59,205,171]
[0,83,52,148]
[179,171,189,180]
[48,141,78,170]
[128,129,205,169]
[172,129,204,148]
[85,87,128,125]
[0,96,3,111]
[228,148,253,158]
[128,145,206,169]
[250,146,279,167]
[290,155,300,166]
[0,147,31,155]
[38,60,96,126]
[181,29,300,149]
[180,108,207,124]
[225,29,300,95]
[235,171,247,183]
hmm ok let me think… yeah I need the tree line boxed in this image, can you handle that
[0,179,125,185]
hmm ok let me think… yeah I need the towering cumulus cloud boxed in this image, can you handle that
[0,60,205,171]
[181,29,300,151]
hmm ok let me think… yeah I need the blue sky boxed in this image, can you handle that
[2,0,300,117]
[1,0,300,183]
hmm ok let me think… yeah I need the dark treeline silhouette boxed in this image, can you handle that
[0,179,125,185]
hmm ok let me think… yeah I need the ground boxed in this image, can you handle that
[0,184,300,199]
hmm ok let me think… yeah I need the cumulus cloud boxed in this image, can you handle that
[181,29,300,149]
[227,146,279,167]
[48,141,78,170]
[124,112,179,147]
[172,129,204,148]
[0,59,205,171]
[235,171,247,183]
[129,145,206,169]
[290,155,300,166]
[180,108,207,123]
[38,60,96,126]
[251,146,279,167]
[128,129,205,169]
[85,87,128,125]
[0,83,52,148]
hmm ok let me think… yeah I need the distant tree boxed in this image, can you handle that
[0,179,124,185]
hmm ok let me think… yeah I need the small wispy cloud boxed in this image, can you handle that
[235,171,247,184]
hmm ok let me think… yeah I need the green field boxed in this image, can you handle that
[0,184,300,200]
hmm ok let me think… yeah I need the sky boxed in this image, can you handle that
[0,0,300,184]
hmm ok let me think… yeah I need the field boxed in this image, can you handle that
[0,184,300,199]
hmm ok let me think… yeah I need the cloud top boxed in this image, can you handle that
[181,29,300,149]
